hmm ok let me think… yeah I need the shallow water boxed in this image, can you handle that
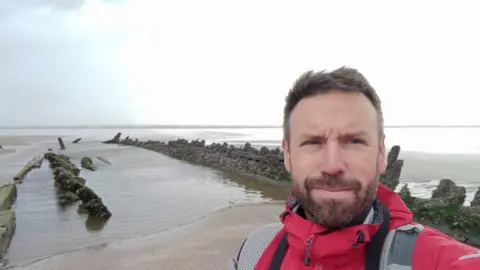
[2,138,287,266]
[1,127,480,266]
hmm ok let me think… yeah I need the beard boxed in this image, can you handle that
[292,170,378,230]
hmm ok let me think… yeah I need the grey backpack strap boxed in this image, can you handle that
[380,224,424,270]
[229,222,283,270]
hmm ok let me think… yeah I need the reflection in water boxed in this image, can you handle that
[85,216,107,232]
[56,202,77,213]
[222,172,291,202]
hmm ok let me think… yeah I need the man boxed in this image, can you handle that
[228,67,479,270]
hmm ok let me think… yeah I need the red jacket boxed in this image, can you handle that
[254,184,480,270]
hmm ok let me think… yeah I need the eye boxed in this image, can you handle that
[347,138,366,144]
[300,139,322,146]
[302,140,317,145]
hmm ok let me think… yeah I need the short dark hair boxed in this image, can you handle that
[283,66,383,142]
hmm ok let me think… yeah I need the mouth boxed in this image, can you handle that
[312,186,351,192]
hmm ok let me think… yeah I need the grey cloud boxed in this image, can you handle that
[0,0,136,127]
[1,0,85,12]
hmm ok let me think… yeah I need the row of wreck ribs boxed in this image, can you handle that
[105,133,480,246]
[44,152,111,220]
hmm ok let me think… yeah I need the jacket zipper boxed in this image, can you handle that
[304,234,315,266]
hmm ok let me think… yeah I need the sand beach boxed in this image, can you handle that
[8,203,284,270]
[0,136,55,156]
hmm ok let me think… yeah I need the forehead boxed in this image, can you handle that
[289,91,379,138]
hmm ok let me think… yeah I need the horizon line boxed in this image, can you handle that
[2,124,480,129]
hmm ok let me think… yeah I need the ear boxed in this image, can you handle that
[282,139,291,173]
[377,135,387,174]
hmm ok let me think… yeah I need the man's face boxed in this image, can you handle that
[282,91,386,229]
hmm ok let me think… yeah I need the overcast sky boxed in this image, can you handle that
[0,0,479,127]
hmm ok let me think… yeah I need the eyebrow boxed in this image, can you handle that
[299,130,372,141]
[342,130,371,139]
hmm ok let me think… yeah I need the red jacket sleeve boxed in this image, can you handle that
[443,252,480,270]
[413,227,480,270]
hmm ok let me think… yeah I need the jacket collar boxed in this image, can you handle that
[279,184,413,266]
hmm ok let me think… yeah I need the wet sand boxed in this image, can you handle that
[0,149,15,156]
[8,203,284,270]
[0,136,54,156]
[3,139,284,266]
[0,136,54,146]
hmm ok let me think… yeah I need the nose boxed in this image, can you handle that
[320,142,346,175]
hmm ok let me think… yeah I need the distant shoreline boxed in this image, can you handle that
[2,125,480,129]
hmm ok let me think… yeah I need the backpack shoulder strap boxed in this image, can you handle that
[379,223,424,270]
[365,202,391,270]
[229,222,283,270]
[268,232,289,270]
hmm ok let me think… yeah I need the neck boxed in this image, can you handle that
[349,203,374,226]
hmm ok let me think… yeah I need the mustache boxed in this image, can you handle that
[304,174,361,191]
